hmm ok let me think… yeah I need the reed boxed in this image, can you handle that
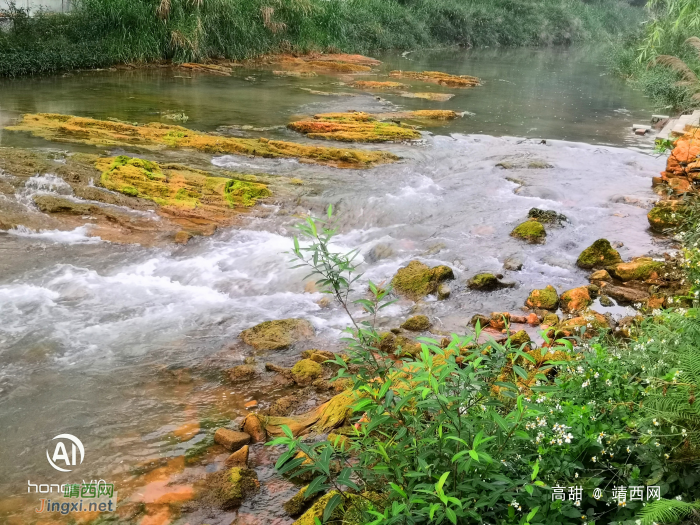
[0,0,641,77]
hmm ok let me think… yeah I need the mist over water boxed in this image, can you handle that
[0,47,667,522]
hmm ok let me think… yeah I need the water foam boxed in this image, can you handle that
[8,225,102,244]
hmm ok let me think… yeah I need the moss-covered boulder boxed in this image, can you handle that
[263,391,356,438]
[610,257,664,282]
[542,313,559,326]
[560,287,592,314]
[556,310,609,337]
[576,239,622,269]
[291,359,323,385]
[589,269,612,282]
[240,318,314,350]
[292,490,386,525]
[378,332,421,356]
[467,273,500,290]
[205,467,259,509]
[647,200,688,232]
[509,330,531,348]
[525,285,559,310]
[301,349,335,363]
[284,485,316,517]
[227,364,257,382]
[401,315,431,331]
[511,220,546,244]
[391,260,454,300]
[293,491,341,525]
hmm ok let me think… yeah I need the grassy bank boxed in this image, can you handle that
[0,0,641,77]
[610,0,700,112]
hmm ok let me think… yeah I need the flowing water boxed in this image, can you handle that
[0,47,668,524]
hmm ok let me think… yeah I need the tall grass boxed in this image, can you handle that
[0,0,642,77]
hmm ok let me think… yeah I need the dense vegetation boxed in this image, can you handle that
[0,0,641,77]
[271,205,700,524]
[611,0,700,111]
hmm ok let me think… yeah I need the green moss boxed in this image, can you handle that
[291,358,323,384]
[525,285,559,310]
[509,330,531,348]
[225,179,272,207]
[401,315,430,331]
[647,201,687,232]
[610,257,665,281]
[205,467,259,509]
[293,491,340,525]
[511,220,546,244]
[576,239,622,269]
[467,273,499,290]
[240,318,315,350]
[284,485,313,517]
[391,260,454,300]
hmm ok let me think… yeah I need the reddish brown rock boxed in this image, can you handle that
[242,414,268,443]
[225,445,249,468]
[560,287,592,314]
[214,428,251,451]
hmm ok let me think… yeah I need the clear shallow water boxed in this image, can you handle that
[0,47,666,523]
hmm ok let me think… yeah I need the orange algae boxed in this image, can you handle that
[7,114,398,168]
[288,112,420,142]
[350,80,408,90]
[253,53,378,73]
[389,70,480,87]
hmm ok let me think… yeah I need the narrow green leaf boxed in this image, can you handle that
[323,493,342,522]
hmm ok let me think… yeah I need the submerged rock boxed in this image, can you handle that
[391,260,454,300]
[240,319,314,351]
[288,112,420,142]
[610,257,664,282]
[560,287,592,314]
[389,70,481,87]
[525,285,559,310]
[204,467,259,509]
[350,80,407,90]
[437,283,451,300]
[7,113,399,169]
[401,315,431,331]
[511,220,546,244]
[599,295,614,307]
[227,364,257,382]
[503,256,523,271]
[576,239,622,269]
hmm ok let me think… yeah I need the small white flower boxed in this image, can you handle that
[594,372,600,379]
[592,456,597,462]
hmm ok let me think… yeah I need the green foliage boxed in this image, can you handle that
[0,0,642,77]
[638,498,700,524]
[274,205,700,524]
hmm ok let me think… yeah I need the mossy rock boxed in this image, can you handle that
[609,257,664,282]
[227,364,257,382]
[291,359,323,385]
[293,491,341,525]
[599,295,614,307]
[301,349,335,363]
[647,200,688,232]
[556,310,609,337]
[292,490,386,525]
[542,313,559,326]
[205,467,259,509]
[240,318,314,350]
[284,485,316,517]
[525,285,559,310]
[560,287,592,314]
[391,260,454,300]
[510,220,546,244]
[576,239,622,269]
[528,208,567,224]
[467,273,499,290]
[589,269,612,282]
[509,330,531,348]
[401,315,430,331]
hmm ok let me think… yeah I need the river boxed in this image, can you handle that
[0,47,667,524]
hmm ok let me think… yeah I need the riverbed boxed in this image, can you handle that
[0,47,667,524]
